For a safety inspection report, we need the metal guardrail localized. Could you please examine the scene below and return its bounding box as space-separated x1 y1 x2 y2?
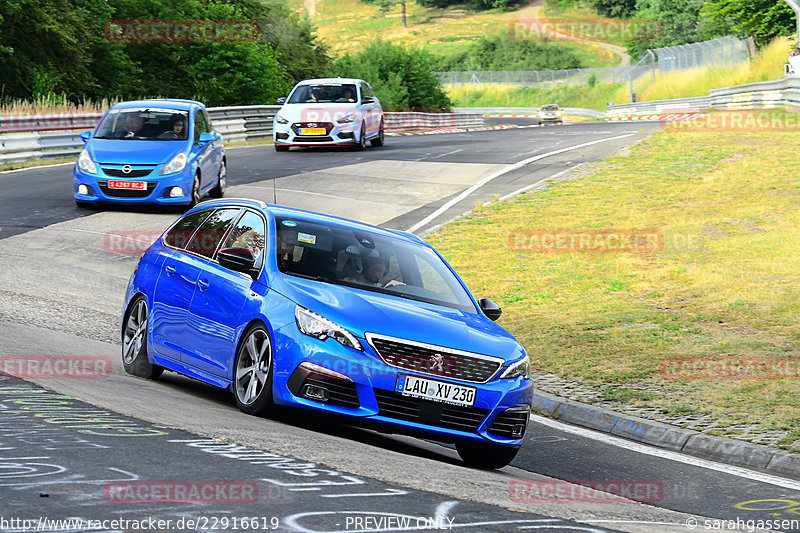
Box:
607 76 800 117
454 106 606 119
0 106 486 165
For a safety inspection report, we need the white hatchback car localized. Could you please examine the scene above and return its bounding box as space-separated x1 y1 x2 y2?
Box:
273 78 384 151
538 104 563 125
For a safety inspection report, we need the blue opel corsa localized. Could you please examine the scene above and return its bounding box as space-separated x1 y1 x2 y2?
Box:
73 99 226 208
121 199 532 468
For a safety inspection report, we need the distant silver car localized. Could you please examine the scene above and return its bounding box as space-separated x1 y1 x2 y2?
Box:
538 104 563 125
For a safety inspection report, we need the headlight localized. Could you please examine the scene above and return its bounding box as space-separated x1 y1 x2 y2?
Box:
295 306 362 351
500 355 531 380
77 149 97 174
275 114 289 124
337 113 356 124
160 153 187 175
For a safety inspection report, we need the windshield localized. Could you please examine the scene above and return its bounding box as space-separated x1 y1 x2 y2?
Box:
94 108 190 140
541 105 559 111
287 84 358 104
275 217 476 313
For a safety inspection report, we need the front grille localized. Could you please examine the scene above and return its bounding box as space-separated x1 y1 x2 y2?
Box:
368 335 503 383
102 167 153 178
294 135 333 143
97 181 156 198
488 409 529 439
374 388 489 433
292 122 333 135
303 377 360 409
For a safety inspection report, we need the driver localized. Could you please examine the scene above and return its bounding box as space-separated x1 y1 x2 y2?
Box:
120 114 144 138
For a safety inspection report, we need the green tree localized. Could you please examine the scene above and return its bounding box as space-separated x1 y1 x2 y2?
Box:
700 0 795 46
435 33 584 71
332 40 450 109
587 0 637 18
0 0 97 99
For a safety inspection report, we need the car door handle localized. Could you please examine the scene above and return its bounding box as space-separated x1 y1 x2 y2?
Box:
165 265 177 276
197 278 210 291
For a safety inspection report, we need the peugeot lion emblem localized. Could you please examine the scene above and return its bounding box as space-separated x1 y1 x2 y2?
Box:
430 353 445 372
122 165 132 174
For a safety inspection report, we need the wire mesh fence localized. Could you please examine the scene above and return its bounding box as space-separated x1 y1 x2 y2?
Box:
436 37 751 89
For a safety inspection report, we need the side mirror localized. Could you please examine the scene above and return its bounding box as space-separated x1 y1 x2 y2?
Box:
80 131 91 143
478 298 502 321
218 247 259 278
362 96 374 104
276 97 287 105
198 132 214 144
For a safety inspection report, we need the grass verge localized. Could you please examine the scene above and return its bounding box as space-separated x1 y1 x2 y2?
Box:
426 112 800 450
447 37 792 110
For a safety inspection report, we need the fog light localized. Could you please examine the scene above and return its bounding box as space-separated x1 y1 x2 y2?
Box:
302 384 329 402
77 184 89 195
169 187 184 198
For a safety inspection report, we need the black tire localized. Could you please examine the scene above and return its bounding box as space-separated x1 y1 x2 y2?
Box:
121 296 163 379
354 126 367 151
275 144 289 152
455 440 519 470
209 159 226 198
370 120 384 147
188 173 201 207
233 324 274 416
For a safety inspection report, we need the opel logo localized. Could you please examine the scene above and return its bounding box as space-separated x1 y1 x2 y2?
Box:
429 354 445 373
122 165 132 174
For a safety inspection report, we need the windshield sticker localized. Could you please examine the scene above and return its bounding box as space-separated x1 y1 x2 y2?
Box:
297 232 316 245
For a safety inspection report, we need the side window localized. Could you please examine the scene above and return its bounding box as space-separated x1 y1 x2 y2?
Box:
163 209 212 250
365 84 375 98
222 211 266 263
193 110 208 144
360 83 370 101
202 109 212 132
185 208 241 259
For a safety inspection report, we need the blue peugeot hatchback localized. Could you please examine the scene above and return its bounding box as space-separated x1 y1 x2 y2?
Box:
121 199 532 468
74 99 226 208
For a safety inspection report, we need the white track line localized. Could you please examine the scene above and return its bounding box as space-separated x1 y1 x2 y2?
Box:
407 133 635 233
532 413 800 491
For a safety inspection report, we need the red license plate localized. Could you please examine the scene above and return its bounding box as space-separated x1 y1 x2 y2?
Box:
108 181 146 190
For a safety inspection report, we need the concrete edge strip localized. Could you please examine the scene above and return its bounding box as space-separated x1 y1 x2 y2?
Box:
531 390 800 481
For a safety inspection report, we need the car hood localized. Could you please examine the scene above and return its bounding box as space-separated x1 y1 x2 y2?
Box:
86 139 187 165
276 103 359 124
272 275 524 363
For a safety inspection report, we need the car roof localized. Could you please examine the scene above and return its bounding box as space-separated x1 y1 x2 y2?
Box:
540 104 560 108
112 99 203 111
295 78 367 85
194 198 425 245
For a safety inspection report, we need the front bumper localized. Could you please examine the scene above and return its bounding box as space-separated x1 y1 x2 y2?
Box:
271 322 533 446
73 165 195 205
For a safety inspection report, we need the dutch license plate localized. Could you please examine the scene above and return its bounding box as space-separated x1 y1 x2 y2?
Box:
396 374 476 407
108 181 146 190
300 128 326 135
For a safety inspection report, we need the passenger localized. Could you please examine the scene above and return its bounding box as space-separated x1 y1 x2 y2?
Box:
161 115 186 139
342 87 355 102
